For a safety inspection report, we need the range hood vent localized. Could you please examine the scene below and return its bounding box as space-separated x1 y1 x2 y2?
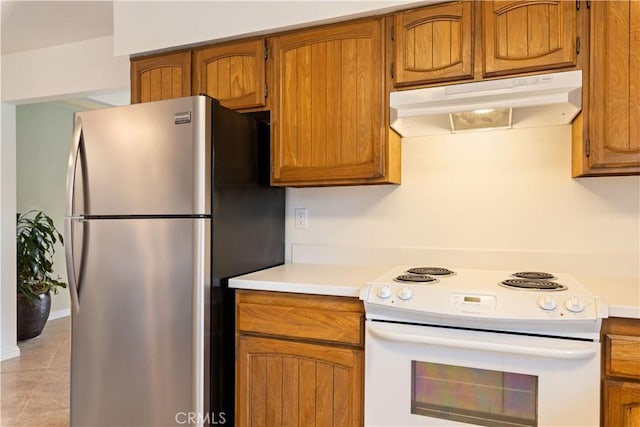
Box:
390 70 582 137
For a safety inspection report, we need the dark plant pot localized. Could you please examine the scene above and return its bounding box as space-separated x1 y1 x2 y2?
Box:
17 291 51 341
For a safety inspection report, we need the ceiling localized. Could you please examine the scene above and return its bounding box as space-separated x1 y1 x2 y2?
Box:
1 1 113 55
1 1 129 106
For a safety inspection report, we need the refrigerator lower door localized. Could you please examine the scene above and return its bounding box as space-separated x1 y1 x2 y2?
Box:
68 218 210 426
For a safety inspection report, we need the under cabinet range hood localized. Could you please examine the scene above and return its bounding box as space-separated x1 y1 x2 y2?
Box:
390 70 582 137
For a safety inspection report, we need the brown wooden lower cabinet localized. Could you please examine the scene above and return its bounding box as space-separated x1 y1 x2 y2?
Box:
603 380 640 426
235 290 364 426
602 317 640 426
236 335 363 426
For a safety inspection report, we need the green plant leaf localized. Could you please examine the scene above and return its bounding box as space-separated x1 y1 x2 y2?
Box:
16 210 67 305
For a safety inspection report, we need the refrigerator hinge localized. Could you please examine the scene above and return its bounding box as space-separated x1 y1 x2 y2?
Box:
585 139 591 157
576 37 581 54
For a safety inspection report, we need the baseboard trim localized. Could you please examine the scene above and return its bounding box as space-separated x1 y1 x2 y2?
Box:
48 308 71 321
1 345 21 361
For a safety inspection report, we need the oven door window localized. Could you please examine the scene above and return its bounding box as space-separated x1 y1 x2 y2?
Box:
411 361 538 427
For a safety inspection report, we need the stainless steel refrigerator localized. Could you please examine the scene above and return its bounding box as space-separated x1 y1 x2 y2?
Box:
64 95 284 426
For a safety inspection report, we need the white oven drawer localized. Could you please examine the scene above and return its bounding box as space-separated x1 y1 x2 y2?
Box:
365 321 600 427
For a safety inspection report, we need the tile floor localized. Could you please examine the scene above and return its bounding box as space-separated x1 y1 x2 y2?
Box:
0 317 70 427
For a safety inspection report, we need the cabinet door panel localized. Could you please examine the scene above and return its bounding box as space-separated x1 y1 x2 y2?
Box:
631 0 640 149
192 39 266 110
271 19 387 185
606 334 640 378
604 380 640 427
394 1 473 86
585 0 640 173
236 290 364 346
236 335 363 426
130 52 191 104
483 1 576 76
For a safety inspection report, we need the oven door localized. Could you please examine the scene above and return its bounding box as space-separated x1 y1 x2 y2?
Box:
365 320 600 427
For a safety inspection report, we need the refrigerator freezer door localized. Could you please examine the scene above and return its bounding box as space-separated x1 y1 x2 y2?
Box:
68 218 210 426
67 96 211 217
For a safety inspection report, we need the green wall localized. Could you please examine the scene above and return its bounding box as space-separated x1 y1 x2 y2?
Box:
16 102 83 316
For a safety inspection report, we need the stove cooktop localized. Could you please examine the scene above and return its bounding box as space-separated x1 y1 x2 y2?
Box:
360 266 609 339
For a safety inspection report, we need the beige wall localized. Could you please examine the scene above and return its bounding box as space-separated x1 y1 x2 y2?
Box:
286 125 640 280
1 36 129 103
113 1 429 56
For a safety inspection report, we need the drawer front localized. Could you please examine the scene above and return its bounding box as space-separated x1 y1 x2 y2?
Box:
606 334 640 379
236 290 364 347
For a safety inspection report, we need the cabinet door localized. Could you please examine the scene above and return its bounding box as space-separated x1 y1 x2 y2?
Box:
604 380 640 427
192 39 266 110
482 1 577 76
582 0 640 175
130 51 191 104
393 1 474 87
236 335 363 426
271 19 389 186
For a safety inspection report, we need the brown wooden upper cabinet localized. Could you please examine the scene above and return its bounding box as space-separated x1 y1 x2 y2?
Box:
482 1 578 77
390 1 579 88
270 18 400 186
392 1 474 87
130 51 191 104
192 39 267 110
572 0 640 176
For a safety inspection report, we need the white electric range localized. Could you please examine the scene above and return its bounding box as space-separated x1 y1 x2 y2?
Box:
360 266 608 427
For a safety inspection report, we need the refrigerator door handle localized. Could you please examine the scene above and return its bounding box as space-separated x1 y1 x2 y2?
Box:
64 219 80 315
65 116 83 314
66 115 82 217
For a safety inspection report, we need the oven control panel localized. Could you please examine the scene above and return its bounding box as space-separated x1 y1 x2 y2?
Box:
450 293 497 310
361 283 601 322
361 267 606 337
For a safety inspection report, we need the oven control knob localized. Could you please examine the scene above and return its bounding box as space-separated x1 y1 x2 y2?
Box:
537 296 557 311
377 285 392 299
564 296 585 313
398 286 413 301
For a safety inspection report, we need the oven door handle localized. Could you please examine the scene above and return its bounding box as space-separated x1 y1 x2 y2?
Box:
368 325 598 360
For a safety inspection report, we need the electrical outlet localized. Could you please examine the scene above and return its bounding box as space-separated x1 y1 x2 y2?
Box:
294 208 308 229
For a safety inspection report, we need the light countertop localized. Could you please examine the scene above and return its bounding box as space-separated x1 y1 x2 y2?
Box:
576 275 640 319
229 263 391 298
229 263 640 319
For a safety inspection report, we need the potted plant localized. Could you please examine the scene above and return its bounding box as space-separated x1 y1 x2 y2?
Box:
16 210 67 341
